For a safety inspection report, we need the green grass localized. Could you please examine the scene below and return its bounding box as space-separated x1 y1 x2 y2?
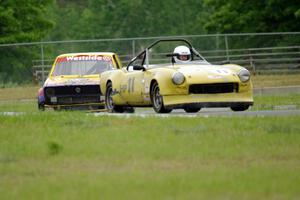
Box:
0 101 37 112
252 74 300 87
0 92 299 114
0 112 300 199
252 93 300 110
0 85 39 101
0 83 300 199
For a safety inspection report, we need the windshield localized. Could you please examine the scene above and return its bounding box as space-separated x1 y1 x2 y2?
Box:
144 49 209 66
128 41 210 68
52 55 114 76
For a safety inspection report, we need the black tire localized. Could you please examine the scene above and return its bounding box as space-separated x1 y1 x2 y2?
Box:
97 105 105 110
53 107 59 111
105 82 124 113
150 82 172 113
124 107 135 113
184 107 201 113
38 103 45 111
231 105 250 111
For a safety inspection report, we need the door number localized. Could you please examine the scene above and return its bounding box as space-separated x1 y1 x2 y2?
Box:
128 78 135 93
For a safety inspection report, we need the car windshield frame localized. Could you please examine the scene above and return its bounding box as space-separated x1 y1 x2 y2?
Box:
126 39 209 70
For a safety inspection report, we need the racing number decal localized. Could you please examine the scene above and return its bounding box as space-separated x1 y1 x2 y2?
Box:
128 78 135 93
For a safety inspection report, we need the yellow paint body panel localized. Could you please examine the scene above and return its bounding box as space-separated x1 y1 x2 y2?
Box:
163 90 253 106
100 63 253 109
40 52 122 109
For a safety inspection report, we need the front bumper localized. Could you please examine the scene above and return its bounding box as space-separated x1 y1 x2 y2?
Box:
163 92 253 108
43 94 105 110
44 101 105 110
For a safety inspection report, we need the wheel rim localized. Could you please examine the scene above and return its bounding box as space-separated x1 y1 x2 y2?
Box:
153 85 162 110
106 87 114 110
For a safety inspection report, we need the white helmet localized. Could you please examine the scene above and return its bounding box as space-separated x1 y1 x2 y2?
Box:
173 45 191 63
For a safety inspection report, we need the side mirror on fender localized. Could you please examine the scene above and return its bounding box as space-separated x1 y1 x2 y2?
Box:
133 65 146 71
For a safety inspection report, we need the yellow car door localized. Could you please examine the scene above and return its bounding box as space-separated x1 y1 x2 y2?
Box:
119 70 144 103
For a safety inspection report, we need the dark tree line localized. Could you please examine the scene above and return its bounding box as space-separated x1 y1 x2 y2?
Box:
1 0 299 43
0 0 299 83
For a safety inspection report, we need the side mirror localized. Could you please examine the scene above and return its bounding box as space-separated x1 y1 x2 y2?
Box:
133 65 146 71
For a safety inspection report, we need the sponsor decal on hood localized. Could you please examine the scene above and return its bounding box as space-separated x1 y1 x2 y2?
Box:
177 65 233 76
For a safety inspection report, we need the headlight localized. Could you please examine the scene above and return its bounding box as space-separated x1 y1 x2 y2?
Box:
172 72 185 85
45 88 55 97
238 69 250 82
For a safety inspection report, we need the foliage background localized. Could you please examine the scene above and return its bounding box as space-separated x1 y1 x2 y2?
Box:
0 0 300 83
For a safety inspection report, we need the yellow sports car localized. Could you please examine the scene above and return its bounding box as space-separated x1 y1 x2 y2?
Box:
38 52 122 110
100 39 253 113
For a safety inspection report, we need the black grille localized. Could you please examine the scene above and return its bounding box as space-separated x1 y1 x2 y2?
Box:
189 83 238 94
44 85 101 105
45 85 100 96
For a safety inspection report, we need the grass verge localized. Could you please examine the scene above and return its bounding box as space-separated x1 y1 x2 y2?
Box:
0 85 39 101
0 92 299 113
0 112 300 200
251 74 300 88
252 93 300 110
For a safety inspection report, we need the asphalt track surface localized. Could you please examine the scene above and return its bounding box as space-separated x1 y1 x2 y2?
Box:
0 108 299 117
92 108 300 117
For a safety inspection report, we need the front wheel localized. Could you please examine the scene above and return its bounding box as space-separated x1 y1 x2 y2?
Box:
231 105 250 111
151 82 172 113
38 103 45 111
105 82 124 113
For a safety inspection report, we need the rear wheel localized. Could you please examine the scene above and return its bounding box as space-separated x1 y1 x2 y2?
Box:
151 82 172 113
105 82 124 113
231 105 250 111
184 107 201 113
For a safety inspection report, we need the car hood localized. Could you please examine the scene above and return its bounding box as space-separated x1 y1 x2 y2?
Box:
43 75 100 87
174 64 241 84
